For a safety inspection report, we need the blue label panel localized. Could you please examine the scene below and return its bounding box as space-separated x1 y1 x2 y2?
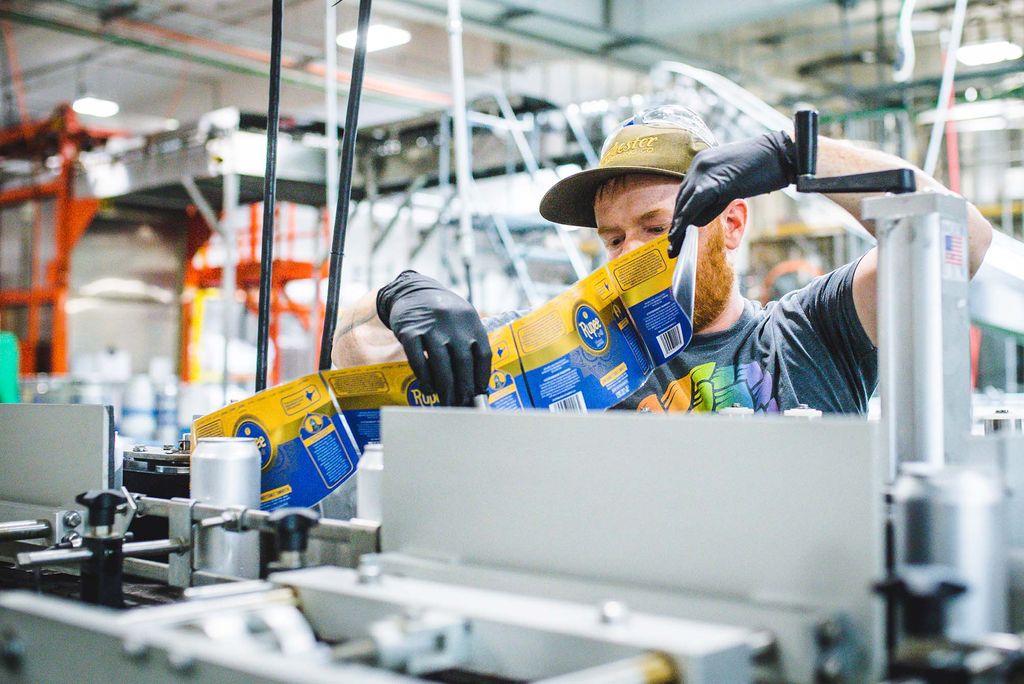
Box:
256 412 360 511
342 409 381 451
521 320 652 411
627 290 693 367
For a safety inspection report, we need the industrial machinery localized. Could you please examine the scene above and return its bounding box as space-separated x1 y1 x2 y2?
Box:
2 96 1024 684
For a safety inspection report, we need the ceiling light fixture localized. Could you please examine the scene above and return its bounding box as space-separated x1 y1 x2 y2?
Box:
957 39 1023 67
72 96 120 118
337 24 410 53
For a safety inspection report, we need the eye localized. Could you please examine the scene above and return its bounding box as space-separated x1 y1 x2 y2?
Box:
647 225 668 234
604 235 624 248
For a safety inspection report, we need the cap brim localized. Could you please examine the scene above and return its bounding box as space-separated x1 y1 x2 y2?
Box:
539 166 685 228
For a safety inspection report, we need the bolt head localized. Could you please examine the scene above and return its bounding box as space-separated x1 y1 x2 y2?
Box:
122 639 149 661
1 631 24 672
598 600 629 625
817 654 843 681
815 618 843 647
63 511 82 529
357 561 382 584
167 650 195 673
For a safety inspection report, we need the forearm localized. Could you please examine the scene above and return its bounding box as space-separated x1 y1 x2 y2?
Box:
814 136 992 276
330 289 405 368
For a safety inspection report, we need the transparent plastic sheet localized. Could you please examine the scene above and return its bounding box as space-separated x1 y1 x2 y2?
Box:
671 224 699 325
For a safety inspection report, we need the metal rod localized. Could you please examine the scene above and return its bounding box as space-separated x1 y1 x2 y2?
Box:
318 0 340 365
122 538 188 558
318 0 374 370
16 547 93 569
133 497 359 543
255 0 284 392
533 653 679 684
0 520 50 542
448 0 476 303
922 0 967 176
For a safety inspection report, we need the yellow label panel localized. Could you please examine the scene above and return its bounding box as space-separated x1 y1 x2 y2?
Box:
260 484 292 503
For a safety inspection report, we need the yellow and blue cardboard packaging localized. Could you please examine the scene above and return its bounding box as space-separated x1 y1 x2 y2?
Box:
192 234 692 508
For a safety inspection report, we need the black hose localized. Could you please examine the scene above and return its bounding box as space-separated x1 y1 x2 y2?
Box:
318 0 373 371
255 0 284 392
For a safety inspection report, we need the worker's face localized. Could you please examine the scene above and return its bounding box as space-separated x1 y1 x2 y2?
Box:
594 175 746 332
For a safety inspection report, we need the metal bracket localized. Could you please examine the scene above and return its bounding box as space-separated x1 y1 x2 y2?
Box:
347 518 381 567
167 497 197 588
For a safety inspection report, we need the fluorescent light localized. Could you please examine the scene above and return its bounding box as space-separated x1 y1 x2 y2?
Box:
336 24 410 52
957 39 1023 67
72 96 120 118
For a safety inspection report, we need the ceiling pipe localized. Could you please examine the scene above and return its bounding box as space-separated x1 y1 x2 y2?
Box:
2 9 449 108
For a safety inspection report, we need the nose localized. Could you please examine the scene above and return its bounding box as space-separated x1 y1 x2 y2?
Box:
620 235 648 255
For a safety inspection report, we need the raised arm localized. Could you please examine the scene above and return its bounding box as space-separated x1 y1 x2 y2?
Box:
814 137 993 344
330 288 405 369
666 129 994 345
329 271 492 406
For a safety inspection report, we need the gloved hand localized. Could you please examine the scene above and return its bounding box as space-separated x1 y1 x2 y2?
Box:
377 271 491 407
667 130 798 258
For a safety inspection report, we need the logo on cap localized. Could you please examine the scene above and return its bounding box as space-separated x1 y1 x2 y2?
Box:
601 135 659 164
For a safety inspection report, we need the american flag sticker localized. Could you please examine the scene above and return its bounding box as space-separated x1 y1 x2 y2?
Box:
944 234 964 267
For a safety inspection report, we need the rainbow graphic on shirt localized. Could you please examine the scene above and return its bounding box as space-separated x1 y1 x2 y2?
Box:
633 361 779 414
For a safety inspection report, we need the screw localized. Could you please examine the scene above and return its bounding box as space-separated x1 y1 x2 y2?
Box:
816 654 843 682
598 600 629 625
62 511 82 529
122 639 149 661
167 650 195 673
1 631 23 672
815 618 843 648
357 561 382 585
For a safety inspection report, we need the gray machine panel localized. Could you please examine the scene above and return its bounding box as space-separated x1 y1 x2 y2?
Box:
382 409 884 671
0 404 114 508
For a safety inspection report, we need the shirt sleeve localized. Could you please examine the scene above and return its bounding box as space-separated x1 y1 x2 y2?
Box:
776 257 877 407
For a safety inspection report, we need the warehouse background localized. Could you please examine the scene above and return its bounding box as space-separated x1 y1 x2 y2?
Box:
0 0 1022 438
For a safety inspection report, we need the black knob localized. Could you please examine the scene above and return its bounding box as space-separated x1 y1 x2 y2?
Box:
267 508 320 553
874 570 966 639
75 489 127 529
794 109 818 177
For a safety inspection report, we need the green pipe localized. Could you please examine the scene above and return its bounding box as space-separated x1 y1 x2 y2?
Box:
0 9 426 110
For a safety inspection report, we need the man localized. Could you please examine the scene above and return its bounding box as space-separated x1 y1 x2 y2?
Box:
332 105 992 413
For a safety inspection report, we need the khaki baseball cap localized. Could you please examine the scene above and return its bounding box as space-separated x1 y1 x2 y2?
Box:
539 105 718 228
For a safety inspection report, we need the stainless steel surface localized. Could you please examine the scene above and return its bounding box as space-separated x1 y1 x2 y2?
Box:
374 552 841 684
891 464 1008 639
864 192 972 477
280 566 753 683
191 437 261 579
0 520 51 542
0 591 419 683
381 408 885 680
0 404 115 507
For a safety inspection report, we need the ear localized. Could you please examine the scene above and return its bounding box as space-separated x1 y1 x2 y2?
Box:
721 199 748 251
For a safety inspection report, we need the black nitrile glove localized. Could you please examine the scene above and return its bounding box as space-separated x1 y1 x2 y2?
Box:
667 130 798 258
377 271 491 407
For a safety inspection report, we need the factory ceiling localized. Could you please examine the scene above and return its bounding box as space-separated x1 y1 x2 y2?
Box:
0 0 1022 132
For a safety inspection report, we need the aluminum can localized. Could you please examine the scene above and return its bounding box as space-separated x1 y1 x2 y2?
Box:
892 464 1008 639
191 437 261 578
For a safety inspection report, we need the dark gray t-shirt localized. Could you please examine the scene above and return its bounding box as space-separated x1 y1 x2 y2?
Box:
485 258 877 415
